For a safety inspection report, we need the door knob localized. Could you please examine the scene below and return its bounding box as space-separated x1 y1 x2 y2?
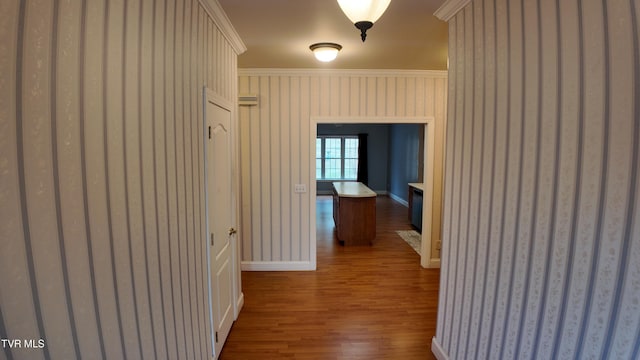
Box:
228 227 237 235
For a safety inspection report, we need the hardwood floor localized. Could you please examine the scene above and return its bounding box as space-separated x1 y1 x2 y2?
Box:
219 195 440 359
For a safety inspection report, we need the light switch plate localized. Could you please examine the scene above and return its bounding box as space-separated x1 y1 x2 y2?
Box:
294 184 306 193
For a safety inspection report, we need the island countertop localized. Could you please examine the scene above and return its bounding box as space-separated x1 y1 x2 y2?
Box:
332 182 377 198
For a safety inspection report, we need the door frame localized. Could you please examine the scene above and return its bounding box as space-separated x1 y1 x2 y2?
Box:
310 116 438 268
203 87 244 357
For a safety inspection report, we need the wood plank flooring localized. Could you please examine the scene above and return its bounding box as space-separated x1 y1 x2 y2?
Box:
219 195 440 359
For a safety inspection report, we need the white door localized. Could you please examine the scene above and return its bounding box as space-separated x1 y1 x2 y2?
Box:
206 98 235 358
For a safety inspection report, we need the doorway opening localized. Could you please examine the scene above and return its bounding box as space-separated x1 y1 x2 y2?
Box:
309 117 437 269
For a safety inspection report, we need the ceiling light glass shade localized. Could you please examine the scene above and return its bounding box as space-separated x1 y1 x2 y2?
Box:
337 0 391 24
310 43 342 62
337 0 391 41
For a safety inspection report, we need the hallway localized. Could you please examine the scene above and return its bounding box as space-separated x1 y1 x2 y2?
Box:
220 195 440 359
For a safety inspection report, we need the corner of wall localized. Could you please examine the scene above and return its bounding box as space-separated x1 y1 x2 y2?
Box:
431 337 450 360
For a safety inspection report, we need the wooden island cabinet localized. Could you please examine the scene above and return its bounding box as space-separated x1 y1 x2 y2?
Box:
332 182 377 245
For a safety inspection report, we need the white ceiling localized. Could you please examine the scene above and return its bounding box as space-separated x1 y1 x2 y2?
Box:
218 0 449 70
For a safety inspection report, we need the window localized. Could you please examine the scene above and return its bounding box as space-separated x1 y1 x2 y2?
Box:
316 136 359 180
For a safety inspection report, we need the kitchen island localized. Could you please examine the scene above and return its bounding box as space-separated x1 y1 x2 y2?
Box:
332 182 377 246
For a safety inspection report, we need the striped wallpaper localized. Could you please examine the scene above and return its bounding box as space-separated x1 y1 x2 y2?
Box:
434 0 639 359
0 0 242 359
237 69 447 269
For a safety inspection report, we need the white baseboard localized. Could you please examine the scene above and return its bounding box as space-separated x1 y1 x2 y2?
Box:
233 292 244 321
241 261 316 271
234 292 244 320
389 192 408 207
431 337 449 360
429 258 441 268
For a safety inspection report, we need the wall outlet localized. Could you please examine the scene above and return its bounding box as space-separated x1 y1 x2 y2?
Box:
294 184 307 193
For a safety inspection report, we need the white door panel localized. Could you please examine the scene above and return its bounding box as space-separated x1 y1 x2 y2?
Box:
206 95 235 359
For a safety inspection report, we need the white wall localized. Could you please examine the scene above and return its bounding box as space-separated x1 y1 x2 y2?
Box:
0 0 243 359
238 69 447 269
434 0 640 359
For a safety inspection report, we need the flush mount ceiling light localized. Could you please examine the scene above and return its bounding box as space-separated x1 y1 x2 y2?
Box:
337 0 391 42
310 42 342 62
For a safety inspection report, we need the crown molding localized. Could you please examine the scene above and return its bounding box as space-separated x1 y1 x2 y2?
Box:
199 0 247 55
434 0 473 21
238 68 448 78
